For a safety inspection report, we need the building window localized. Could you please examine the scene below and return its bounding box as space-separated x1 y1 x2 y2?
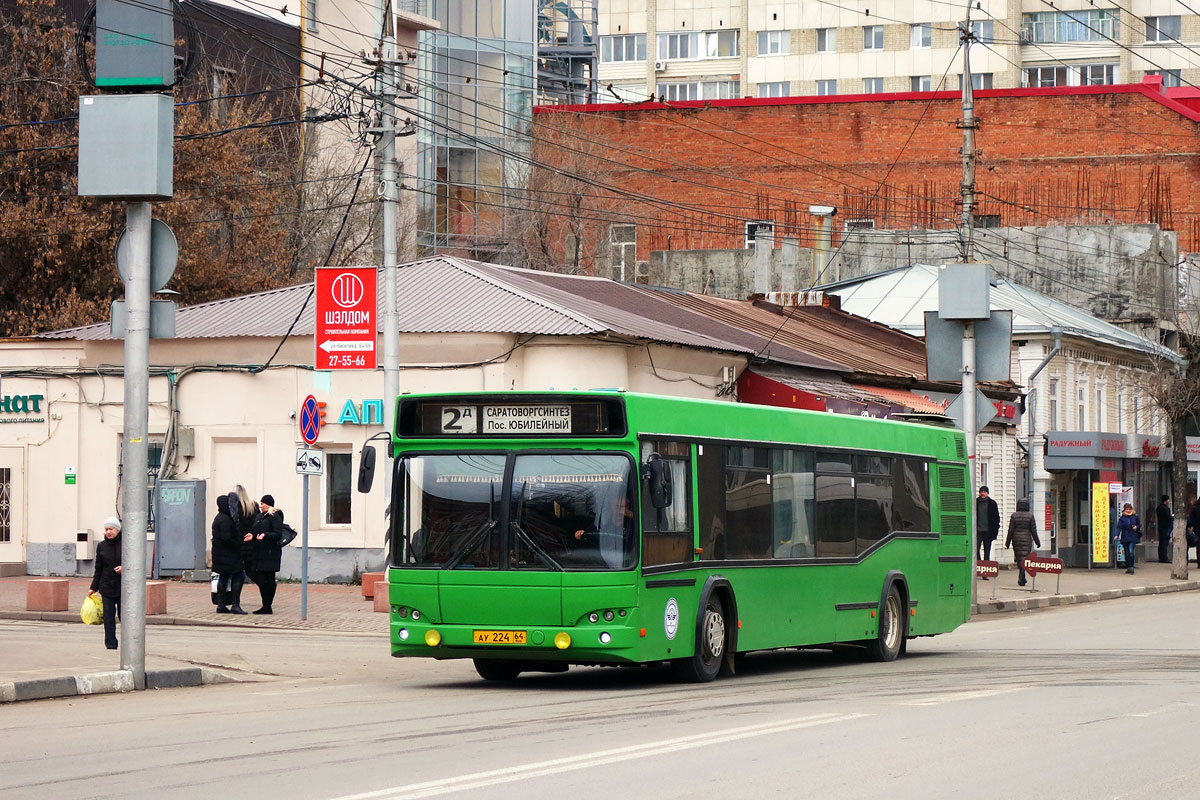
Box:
1022 10 1119 44
1078 63 1117 85
757 30 790 55
1146 69 1182 87
1117 388 1127 433
1048 377 1059 429
325 452 352 525
758 81 790 97
864 25 884 50
661 81 739 101
816 79 837 96
601 34 647 63
845 218 875 230
817 27 837 52
1146 16 1180 42
1096 380 1106 431
1077 379 1087 430
911 75 931 91
609 224 636 281
702 79 741 99
970 20 995 43
605 84 647 102
979 460 989 490
745 220 774 248
960 73 994 90
305 0 317 32
977 213 1001 228
911 23 931 49
657 30 740 61
863 77 884 94
1024 66 1068 87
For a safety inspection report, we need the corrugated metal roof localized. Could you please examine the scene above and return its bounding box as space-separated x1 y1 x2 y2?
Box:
825 263 1183 363
846 383 948 414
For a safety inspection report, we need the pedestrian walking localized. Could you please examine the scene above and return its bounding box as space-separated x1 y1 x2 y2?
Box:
1005 498 1041 587
211 493 248 614
88 517 123 650
1116 503 1142 575
976 485 1001 577
1156 495 1173 563
249 494 284 615
1188 498 1200 568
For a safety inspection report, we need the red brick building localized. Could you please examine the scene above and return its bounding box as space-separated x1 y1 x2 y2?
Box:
527 77 1200 269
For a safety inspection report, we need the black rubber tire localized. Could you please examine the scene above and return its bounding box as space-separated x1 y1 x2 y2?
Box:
673 594 727 683
473 659 522 682
866 584 905 663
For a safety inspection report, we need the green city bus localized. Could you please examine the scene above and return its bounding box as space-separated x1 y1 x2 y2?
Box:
360 391 973 682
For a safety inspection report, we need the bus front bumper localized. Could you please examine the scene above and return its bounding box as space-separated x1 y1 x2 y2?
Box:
390 619 644 663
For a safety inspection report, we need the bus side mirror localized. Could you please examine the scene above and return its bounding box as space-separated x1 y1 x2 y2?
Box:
357 445 376 493
641 455 672 509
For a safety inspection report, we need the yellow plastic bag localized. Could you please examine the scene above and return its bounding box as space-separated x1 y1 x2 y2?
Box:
80 593 104 625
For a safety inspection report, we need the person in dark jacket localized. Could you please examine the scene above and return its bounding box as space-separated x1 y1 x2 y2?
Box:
1155 496 1173 563
249 494 284 615
88 517 123 650
229 485 258 573
976 486 1001 574
1005 498 1041 587
211 494 248 614
1116 503 1142 574
1188 499 1200 568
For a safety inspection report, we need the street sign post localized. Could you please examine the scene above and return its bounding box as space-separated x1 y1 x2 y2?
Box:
294 445 324 620
315 267 377 370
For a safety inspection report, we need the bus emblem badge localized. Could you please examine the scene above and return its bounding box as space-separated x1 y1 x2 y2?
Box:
664 598 679 640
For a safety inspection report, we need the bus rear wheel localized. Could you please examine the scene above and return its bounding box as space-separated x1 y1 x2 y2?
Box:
474 659 522 682
865 585 905 663
673 595 726 683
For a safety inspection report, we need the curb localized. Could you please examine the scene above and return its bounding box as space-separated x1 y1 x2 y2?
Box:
0 666 235 704
973 579 1200 615
0 610 296 630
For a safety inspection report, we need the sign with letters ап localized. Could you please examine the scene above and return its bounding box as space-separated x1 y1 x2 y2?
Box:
975 560 999 579
315 267 377 370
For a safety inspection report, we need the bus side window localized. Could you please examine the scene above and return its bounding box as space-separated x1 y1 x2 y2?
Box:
641 440 692 566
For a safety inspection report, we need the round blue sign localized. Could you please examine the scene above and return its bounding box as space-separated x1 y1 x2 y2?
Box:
300 395 320 445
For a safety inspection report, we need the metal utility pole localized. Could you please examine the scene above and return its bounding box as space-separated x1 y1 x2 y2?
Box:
121 201 151 688
959 4 978 264
378 2 400 501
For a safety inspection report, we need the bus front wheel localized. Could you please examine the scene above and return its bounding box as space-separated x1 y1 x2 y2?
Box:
865 584 906 663
673 594 727 683
473 659 522 682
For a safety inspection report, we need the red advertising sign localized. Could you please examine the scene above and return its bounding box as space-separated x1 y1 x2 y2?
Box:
315 267 377 370
1023 555 1063 575
975 560 999 579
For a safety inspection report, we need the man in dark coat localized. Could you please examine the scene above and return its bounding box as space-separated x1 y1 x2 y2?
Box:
976 486 1001 573
1189 499 1200 568
211 494 247 614
1156 495 1173 563
1005 498 1041 587
89 517 123 650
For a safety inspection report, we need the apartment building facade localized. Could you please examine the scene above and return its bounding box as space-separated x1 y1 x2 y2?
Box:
597 1 1200 101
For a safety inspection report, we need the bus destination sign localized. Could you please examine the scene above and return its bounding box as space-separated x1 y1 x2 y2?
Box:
440 404 573 434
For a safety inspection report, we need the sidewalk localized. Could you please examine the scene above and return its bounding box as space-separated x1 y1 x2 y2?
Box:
2 561 1198 702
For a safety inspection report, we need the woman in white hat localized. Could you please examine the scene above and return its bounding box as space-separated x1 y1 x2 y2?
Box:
87 517 123 650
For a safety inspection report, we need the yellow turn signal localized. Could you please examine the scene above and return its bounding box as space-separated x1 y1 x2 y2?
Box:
553 632 572 650
425 629 441 647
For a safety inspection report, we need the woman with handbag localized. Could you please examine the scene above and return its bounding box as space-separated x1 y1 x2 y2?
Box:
249 494 284 615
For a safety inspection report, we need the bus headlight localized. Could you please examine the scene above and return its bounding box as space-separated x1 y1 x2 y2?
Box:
411 609 421 620
398 628 409 640
599 632 612 644
588 612 599 623
425 629 441 647
602 610 615 622
554 632 572 649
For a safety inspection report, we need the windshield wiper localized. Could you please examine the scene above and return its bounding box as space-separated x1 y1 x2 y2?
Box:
443 484 498 569
511 521 564 572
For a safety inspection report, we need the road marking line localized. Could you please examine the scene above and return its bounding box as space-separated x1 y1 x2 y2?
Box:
327 712 869 800
902 687 1025 706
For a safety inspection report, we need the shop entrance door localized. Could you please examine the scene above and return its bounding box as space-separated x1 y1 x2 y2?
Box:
0 448 25 567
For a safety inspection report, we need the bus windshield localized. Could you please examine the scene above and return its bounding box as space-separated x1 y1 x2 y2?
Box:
397 452 638 571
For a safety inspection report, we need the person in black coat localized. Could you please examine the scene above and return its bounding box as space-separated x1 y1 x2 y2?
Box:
88 517 123 650
1005 498 1041 587
211 494 248 614
249 494 284 615
1156 496 1173 563
976 486 1001 571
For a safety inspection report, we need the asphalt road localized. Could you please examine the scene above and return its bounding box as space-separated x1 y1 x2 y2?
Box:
3 593 1198 800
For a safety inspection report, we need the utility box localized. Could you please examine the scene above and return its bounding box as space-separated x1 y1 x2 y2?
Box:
938 262 991 321
76 530 94 561
94 0 175 88
77 94 174 198
155 480 207 577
